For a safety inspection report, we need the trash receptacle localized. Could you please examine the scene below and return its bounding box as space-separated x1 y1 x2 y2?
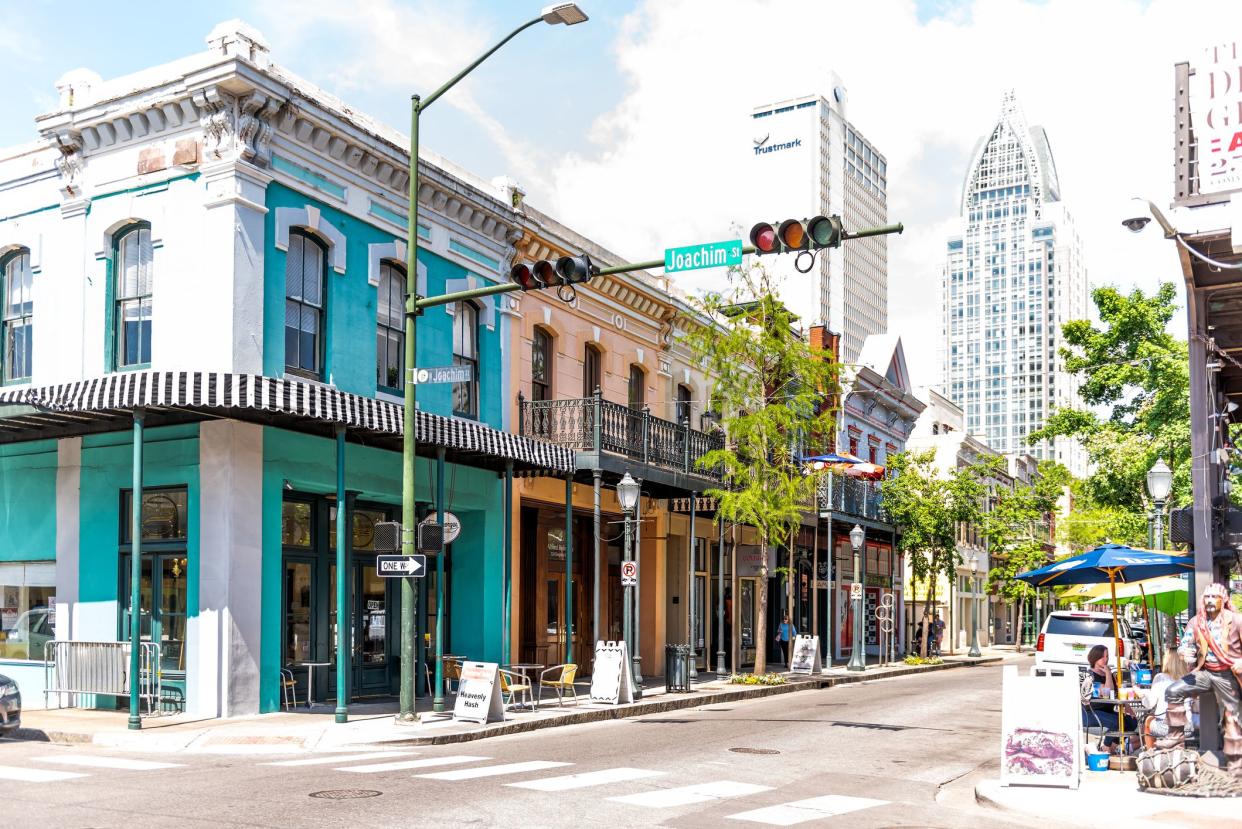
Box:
665 644 692 693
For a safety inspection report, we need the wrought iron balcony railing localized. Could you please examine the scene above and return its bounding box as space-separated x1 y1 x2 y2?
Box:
518 390 724 477
817 472 888 523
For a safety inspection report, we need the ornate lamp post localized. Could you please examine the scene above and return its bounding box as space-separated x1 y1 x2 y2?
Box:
617 472 642 699
1146 459 1172 551
968 552 981 658
847 524 866 671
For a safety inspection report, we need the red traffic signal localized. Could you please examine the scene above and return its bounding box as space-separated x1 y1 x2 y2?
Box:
510 263 540 291
750 222 779 255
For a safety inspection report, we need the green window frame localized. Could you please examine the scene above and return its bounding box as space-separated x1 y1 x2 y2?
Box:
118 486 190 677
111 223 153 370
452 300 479 419
285 230 327 380
376 261 405 393
1 248 33 383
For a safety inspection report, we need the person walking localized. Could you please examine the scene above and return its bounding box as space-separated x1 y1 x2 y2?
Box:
931 614 946 657
774 613 797 668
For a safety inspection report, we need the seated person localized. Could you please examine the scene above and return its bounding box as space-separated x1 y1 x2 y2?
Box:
1142 649 1189 749
1081 645 1123 752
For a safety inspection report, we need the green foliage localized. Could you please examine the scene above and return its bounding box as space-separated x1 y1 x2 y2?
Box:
1029 284 1190 515
902 654 943 666
984 459 1063 602
682 263 838 673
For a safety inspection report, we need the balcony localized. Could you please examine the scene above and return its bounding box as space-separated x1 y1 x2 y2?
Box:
518 393 724 482
817 473 888 523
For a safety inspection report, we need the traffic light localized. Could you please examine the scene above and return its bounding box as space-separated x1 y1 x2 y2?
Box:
509 254 598 291
748 215 843 255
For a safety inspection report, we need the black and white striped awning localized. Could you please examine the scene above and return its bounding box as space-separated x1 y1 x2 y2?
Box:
0 371 575 474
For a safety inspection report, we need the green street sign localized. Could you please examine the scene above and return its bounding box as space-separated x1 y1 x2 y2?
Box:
664 240 743 274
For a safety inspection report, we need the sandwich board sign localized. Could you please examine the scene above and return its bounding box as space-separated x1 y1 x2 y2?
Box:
588 640 635 705
452 661 505 724
789 634 822 675
999 665 1081 789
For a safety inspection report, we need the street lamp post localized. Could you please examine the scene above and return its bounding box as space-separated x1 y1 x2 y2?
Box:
847 524 866 671
1147 459 1172 552
617 472 641 699
968 553 981 658
398 3 588 723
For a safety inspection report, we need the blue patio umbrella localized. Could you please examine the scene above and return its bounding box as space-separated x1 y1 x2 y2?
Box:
1017 544 1194 688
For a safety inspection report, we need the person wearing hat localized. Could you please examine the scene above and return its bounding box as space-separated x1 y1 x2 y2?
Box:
1166 582 1242 777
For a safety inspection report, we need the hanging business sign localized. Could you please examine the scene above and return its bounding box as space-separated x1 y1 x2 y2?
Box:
1190 42 1242 194
452 661 505 724
588 640 635 705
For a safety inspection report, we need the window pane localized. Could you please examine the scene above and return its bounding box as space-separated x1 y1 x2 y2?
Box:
302 238 322 307
122 489 189 542
285 234 304 301
5 318 31 380
284 560 313 665
281 501 312 548
0 561 56 661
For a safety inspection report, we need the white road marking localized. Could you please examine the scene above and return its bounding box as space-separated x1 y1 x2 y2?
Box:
726 795 887 825
35 755 183 771
508 767 663 791
0 765 89 783
610 781 772 808
339 755 488 773
263 752 417 767
416 760 571 781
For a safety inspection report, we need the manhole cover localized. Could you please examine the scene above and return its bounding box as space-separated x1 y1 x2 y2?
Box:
729 747 780 755
308 789 382 800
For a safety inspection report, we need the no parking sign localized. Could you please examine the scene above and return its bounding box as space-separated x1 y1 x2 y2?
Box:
621 560 639 586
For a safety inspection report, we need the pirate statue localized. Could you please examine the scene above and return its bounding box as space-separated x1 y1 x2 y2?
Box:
1166 582 1242 776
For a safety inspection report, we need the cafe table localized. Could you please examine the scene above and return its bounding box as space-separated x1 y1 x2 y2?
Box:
1093 696 1146 755
504 663 545 710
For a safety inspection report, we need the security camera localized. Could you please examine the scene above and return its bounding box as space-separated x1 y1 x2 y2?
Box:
1121 214 1151 233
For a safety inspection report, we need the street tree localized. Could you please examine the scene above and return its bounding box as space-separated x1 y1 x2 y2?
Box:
683 263 838 673
984 459 1066 607
882 449 988 657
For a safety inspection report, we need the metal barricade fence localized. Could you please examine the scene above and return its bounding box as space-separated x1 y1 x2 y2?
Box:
43 640 162 715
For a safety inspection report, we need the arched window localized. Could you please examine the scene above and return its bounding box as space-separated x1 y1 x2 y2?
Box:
1 248 32 381
115 225 153 368
583 343 601 397
376 261 405 391
452 301 479 418
285 230 326 379
531 326 553 402
676 383 692 425
628 363 645 409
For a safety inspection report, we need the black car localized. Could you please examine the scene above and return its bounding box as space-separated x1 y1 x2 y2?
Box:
0 673 20 734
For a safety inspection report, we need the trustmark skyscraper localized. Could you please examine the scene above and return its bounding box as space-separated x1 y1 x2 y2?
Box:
748 79 888 362
942 93 1088 475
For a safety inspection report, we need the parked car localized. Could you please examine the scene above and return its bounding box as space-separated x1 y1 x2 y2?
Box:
1035 610 1137 672
0 606 54 661
0 673 20 734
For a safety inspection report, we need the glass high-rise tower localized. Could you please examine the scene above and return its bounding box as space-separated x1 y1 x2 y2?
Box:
941 93 1088 475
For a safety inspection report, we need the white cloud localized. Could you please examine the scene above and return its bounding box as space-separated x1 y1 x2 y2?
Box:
536 0 1242 390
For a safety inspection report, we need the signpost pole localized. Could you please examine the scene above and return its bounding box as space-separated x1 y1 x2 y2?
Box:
335 427 349 724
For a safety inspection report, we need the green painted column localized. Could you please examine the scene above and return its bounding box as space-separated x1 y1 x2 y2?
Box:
565 474 573 664
334 427 349 724
128 409 144 730
399 93 421 724
433 447 447 712
503 461 513 665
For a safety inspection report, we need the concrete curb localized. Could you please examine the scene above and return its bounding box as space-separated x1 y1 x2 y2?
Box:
10 655 1003 749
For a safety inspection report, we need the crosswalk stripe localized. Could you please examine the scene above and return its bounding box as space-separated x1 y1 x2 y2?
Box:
35 755 183 771
507 767 663 791
416 760 571 781
263 752 417 767
726 795 887 825
339 756 488 773
0 765 88 783
610 781 772 808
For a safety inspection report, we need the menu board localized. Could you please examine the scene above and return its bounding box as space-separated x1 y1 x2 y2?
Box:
789 635 821 675
589 640 634 704
999 665 1081 789
453 661 504 724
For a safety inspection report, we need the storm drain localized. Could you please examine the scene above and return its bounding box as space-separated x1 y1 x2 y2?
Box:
309 789 382 800
729 747 780 755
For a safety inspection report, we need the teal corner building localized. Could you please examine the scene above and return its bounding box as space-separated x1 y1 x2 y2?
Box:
0 23 570 719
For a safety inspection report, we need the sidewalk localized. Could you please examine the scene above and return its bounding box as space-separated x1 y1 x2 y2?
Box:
11 652 1008 754
976 771 1242 828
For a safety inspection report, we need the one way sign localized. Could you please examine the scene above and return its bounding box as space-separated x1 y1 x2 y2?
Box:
377 554 427 578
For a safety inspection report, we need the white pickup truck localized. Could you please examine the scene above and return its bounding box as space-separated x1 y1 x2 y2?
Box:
1034 610 1137 673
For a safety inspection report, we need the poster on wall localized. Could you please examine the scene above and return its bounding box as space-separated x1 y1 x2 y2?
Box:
453 661 505 724
589 640 634 705
836 585 852 658
999 665 1081 789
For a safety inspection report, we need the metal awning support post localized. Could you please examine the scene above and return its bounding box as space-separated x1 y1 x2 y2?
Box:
565 474 574 664
593 469 601 655
128 408 144 730
433 447 447 713
633 481 643 686
716 518 726 675
334 426 350 724
688 492 698 679
503 460 513 665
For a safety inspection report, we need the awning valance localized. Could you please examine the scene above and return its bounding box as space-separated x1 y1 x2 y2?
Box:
0 370 574 474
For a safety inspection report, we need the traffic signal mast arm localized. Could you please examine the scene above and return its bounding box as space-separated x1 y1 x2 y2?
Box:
415 220 903 310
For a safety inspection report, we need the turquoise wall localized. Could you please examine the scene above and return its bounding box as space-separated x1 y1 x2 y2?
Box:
0 440 57 561
78 425 200 630
261 183 504 429
259 426 504 712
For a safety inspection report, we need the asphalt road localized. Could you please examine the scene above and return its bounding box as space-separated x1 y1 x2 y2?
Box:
0 658 1073 828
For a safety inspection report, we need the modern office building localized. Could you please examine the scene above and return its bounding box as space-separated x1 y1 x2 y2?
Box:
749 77 889 361
941 93 1088 475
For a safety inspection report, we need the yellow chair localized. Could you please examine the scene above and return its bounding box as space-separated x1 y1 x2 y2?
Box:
538 663 579 708
279 668 299 710
499 669 533 710
443 658 463 695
